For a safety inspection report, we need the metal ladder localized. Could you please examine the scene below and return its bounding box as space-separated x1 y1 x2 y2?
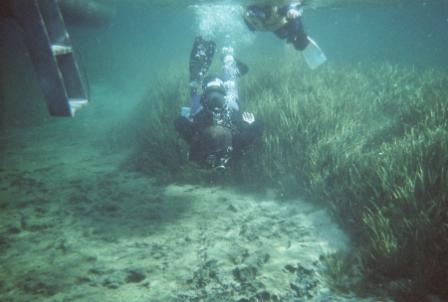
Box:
12 0 88 117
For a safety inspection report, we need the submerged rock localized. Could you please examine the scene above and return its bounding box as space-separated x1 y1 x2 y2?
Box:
125 269 146 283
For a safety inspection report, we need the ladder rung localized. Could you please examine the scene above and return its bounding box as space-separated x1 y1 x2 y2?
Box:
68 98 88 116
51 44 72 56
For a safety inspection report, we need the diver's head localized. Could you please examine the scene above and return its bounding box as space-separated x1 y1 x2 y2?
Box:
202 75 226 111
200 125 233 170
243 5 270 30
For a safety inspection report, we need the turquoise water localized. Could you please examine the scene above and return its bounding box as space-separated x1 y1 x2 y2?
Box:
1 1 448 301
1 2 447 126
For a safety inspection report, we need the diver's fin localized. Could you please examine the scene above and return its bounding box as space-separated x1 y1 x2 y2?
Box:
235 59 249 77
302 36 327 70
189 36 216 83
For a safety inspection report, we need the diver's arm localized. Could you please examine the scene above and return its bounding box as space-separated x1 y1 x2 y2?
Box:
232 111 263 155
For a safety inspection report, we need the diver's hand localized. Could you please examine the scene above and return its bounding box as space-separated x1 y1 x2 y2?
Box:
242 112 255 124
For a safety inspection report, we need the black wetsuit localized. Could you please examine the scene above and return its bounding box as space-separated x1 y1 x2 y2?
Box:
274 5 309 51
175 108 263 167
0 0 12 18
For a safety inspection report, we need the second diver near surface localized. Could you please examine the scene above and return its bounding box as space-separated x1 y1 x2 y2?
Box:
243 1 327 69
174 37 263 170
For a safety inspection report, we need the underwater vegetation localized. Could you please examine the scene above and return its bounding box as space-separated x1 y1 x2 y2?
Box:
125 57 448 300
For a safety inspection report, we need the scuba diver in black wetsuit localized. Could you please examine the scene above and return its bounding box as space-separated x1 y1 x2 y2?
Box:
174 37 263 170
243 1 327 69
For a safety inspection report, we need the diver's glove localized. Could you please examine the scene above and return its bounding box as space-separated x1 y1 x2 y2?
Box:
242 112 255 124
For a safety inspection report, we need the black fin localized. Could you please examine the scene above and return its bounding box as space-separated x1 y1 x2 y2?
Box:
235 59 249 77
189 36 216 83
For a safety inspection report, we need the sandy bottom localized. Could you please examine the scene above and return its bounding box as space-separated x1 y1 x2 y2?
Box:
0 117 374 301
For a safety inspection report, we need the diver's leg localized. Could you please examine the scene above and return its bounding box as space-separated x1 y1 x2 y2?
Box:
274 15 325 70
189 36 216 85
189 36 216 115
286 19 309 50
274 19 309 51
274 26 289 41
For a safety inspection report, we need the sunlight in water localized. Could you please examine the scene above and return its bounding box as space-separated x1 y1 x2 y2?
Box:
191 4 255 45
